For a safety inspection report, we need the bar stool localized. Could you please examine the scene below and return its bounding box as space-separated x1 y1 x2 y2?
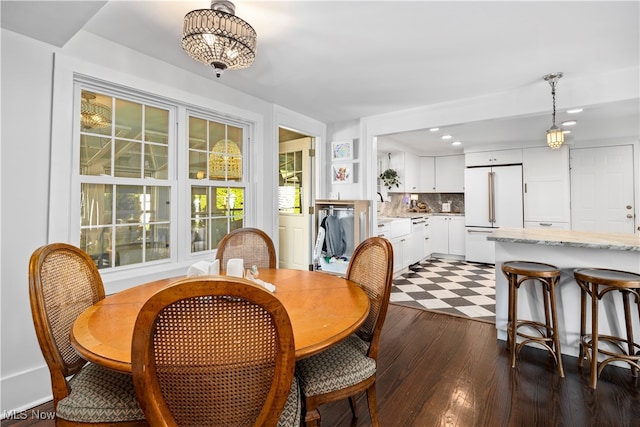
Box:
502 261 564 377
573 268 640 389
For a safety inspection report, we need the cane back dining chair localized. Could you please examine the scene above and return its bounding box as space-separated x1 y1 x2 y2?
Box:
131 276 301 427
295 236 394 427
216 227 277 269
28 243 146 426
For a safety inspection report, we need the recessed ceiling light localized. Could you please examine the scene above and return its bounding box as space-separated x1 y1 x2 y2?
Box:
562 130 572 134
562 120 577 126
451 141 462 146
567 108 583 114
429 127 439 132
441 134 452 140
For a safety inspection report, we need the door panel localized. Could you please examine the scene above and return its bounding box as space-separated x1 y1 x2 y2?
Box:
279 137 312 269
464 167 492 227
570 145 635 233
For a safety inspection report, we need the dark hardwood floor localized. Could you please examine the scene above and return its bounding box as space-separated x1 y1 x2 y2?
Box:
4 304 640 427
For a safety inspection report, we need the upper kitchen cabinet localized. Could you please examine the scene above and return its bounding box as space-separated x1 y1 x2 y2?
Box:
522 145 571 228
435 155 465 192
465 149 523 167
385 151 420 192
419 156 436 192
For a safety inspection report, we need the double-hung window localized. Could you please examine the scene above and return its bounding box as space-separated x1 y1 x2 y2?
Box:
187 113 247 253
75 82 249 271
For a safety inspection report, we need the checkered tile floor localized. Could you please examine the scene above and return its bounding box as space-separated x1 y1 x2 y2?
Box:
390 258 496 323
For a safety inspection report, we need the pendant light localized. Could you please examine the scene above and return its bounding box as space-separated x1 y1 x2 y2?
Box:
544 72 564 149
182 1 257 78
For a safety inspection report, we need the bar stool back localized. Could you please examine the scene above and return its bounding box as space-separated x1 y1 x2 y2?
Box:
573 268 640 389
502 261 564 377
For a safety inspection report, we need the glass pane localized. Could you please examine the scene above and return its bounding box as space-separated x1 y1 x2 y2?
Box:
115 185 144 224
189 116 207 150
115 235 143 267
114 139 142 178
81 226 113 268
81 90 112 136
145 105 169 145
191 219 209 252
144 144 168 179
227 125 243 146
146 223 170 261
209 121 225 148
294 150 302 171
81 184 113 227
115 98 142 140
148 186 171 222
80 135 112 176
189 150 208 179
210 217 228 249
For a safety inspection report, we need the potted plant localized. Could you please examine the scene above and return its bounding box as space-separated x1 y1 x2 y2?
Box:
379 168 401 189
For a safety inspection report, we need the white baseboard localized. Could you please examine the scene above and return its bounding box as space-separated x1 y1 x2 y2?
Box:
1 364 52 419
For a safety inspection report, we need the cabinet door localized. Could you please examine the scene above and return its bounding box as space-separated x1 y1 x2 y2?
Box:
431 216 449 254
411 225 425 264
404 152 420 192
523 145 570 223
390 237 402 273
419 157 436 192
435 155 465 192
423 221 433 258
492 149 523 165
401 235 412 268
448 216 466 256
465 149 522 167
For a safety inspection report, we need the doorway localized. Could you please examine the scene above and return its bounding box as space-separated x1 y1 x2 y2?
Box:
278 128 315 270
570 145 636 233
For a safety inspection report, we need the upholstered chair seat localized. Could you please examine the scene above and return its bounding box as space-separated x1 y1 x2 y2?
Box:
296 335 375 396
57 363 144 423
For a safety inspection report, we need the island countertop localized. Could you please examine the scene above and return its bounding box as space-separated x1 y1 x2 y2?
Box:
487 227 640 252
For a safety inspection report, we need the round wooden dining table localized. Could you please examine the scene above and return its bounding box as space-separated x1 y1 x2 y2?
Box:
71 268 369 373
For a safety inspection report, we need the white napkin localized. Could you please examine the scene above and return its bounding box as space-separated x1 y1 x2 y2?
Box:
252 278 276 292
226 258 244 277
186 259 220 277
187 260 211 277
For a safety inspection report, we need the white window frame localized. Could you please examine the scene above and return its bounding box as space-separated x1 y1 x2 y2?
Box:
49 54 261 293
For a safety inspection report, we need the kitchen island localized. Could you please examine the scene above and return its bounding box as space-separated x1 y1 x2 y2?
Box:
488 227 640 358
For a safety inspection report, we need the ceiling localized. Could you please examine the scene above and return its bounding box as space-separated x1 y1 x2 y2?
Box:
2 1 639 156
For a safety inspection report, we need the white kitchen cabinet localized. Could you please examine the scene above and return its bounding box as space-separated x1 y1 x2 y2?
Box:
524 221 570 230
465 149 523 167
522 145 570 226
432 215 466 256
419 156 436 192
387 152 420 192
410 218 427 264
435 155 465 192
423 219 433 258
387 218 411 273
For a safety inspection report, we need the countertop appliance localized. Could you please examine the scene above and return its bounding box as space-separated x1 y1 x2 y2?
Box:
464 164 523 264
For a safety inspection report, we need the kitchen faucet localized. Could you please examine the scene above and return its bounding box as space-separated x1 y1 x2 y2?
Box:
377 192 384 202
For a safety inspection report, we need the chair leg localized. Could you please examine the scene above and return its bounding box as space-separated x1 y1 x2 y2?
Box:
348 396 357 419
304 408 321 427
366 383 380 427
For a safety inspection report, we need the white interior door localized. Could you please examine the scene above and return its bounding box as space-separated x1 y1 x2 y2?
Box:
570 145 635 233
278 137 312 269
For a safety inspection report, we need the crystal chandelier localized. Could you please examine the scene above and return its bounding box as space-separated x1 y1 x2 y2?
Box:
81 92 111 130
182 1 257 78
544 72 564 150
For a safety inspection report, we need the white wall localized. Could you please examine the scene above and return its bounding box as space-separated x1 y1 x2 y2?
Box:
0 28 318 413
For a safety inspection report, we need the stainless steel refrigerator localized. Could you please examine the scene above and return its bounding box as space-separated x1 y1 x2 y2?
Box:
464 165 523 264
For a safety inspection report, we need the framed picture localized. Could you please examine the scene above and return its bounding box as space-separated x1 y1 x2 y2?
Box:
331 163 353 184
331 140 353 161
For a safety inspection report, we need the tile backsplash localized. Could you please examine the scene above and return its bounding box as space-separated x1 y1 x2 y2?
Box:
379 193 465 216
